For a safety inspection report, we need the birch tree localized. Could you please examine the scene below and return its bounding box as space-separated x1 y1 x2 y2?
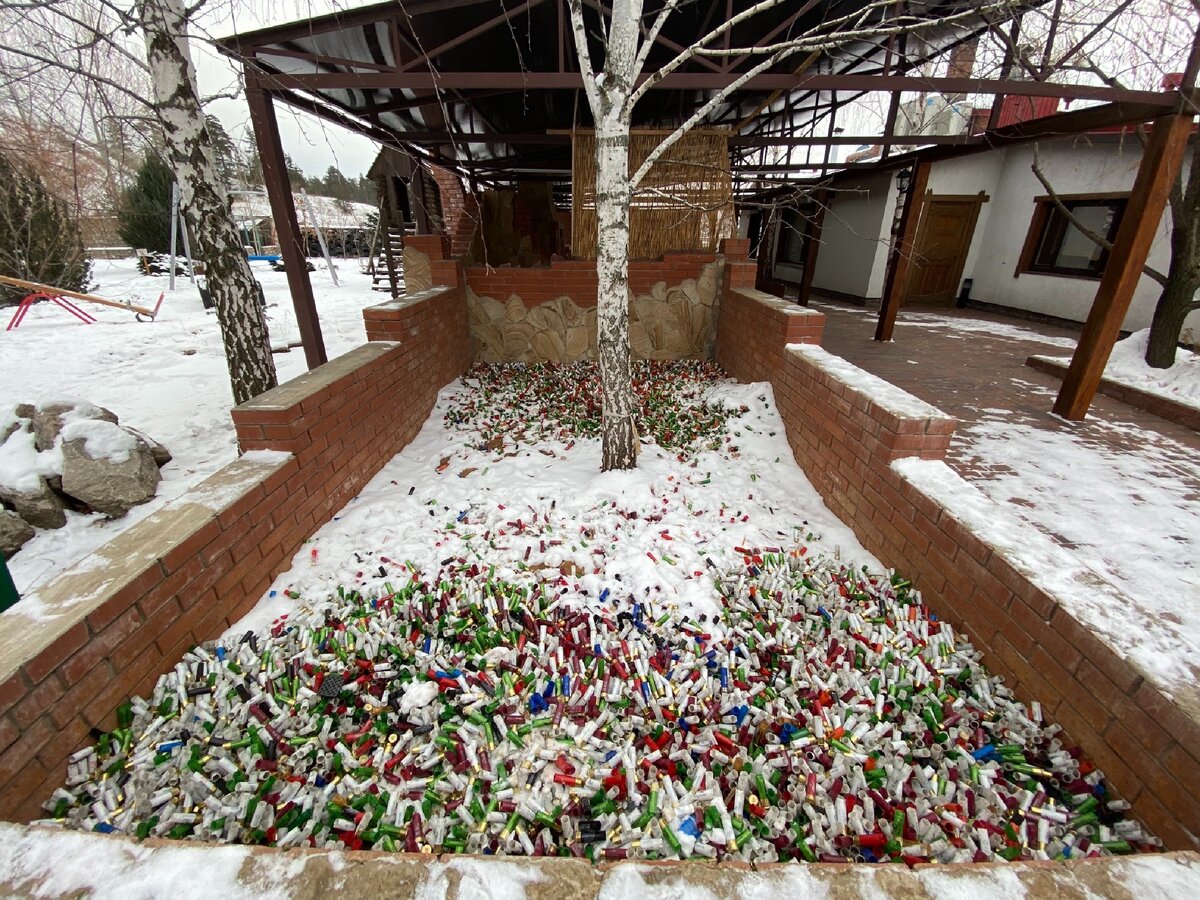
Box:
140 0 276 402
566 0 1031 470
0 0 277 404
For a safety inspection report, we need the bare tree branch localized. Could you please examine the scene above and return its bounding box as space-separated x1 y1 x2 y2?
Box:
566 0 602 114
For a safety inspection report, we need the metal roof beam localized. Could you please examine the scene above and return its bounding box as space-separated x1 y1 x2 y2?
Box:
248 70 1175 105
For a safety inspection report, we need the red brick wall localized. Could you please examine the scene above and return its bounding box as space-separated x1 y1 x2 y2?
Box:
430 166 476 258
0 288 471 824
716 284 827 383
716 293 1200 850
462 252 719 306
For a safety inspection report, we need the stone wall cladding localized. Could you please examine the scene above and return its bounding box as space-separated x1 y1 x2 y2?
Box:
716 288 1200 850
466 259 723 364
0 287 471 824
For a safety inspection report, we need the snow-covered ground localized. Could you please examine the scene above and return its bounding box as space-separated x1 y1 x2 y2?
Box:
956 380 1200 682
1039 329 1200 412
234 371 874 637
812 301 1200 692
0 257 384 593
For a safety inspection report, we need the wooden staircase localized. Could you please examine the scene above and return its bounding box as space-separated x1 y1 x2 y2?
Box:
368 179 417 297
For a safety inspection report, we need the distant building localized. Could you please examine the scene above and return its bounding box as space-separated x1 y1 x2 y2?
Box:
230 192 376 256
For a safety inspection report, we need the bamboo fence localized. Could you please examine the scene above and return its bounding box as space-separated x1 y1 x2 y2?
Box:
571 130 734 260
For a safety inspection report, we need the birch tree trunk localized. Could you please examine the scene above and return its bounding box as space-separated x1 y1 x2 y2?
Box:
579 0 643 470
140 0 277 405
595 115 636 470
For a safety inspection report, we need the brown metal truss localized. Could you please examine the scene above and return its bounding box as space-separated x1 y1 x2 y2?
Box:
222 0 1197 424
217 0 1186 192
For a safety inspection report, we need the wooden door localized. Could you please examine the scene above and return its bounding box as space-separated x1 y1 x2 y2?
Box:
903 192 987 306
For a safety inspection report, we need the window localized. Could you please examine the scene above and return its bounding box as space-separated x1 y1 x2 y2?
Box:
1018 195 1127 279
774 207 811 267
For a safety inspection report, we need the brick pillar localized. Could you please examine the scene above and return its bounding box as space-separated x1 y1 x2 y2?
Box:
405 235 462 288
720 237 751 259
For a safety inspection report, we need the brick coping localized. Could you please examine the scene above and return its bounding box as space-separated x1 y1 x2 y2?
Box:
0 824 1194 895
1025 355 1200 432
0 451 295 688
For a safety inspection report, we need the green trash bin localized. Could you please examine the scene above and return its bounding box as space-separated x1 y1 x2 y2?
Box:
0 554 18 613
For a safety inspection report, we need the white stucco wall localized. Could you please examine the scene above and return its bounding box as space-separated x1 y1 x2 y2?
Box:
805 135 1197 338
961 136 1198 336
810 171 897 299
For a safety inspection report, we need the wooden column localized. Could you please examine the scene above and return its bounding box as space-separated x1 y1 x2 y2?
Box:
875 160 930 342
246 81 327 370
1052 111 1194 419
798 189 828 307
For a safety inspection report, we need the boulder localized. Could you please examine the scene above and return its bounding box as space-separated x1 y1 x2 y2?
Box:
1 416 24 445
0 509 34 559
123 427 172 467
60 421 160 517
0 477 66 529
33 401 118 452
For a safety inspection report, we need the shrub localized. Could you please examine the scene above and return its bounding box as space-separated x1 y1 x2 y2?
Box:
0 152 93 306
117 152 174 254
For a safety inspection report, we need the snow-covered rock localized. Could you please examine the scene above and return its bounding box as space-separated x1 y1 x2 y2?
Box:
0 478 65 530
32 401 118 452
60 422 161 517
0 509 34 559
124 426 173 467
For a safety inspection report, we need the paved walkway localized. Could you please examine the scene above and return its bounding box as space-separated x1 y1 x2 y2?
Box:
812 297 1200 676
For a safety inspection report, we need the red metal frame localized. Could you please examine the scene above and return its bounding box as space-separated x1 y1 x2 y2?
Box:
6 292 98 331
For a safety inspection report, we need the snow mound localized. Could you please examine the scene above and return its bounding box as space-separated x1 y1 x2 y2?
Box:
1104 329 1200 409
60 419 138 464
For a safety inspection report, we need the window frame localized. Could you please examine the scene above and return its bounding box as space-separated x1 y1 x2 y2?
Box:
1015 192 1129 281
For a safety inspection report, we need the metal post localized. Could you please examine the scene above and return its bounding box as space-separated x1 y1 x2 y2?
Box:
168 181 179 292
300 189 339 286
246 80 327 369
178 202 195 284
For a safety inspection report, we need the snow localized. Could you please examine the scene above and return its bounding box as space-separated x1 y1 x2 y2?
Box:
810 302 1079 350
229 378 874 638
597 865 720 900
0 422 47 493
60 419 137 463
788 343 949 422
231 192 376 232
895 454 1199 693
1108 852 1200 899
0 823 277 900
0 257 385 594
1037 328 1200 411
915 866 1027 900
418 857 545 900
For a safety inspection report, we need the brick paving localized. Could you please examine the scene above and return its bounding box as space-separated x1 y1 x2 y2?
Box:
810 296 1200 625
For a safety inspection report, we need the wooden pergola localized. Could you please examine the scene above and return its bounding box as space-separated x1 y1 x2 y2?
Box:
217 0 1198 420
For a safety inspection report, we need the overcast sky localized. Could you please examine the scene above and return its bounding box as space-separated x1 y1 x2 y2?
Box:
192 1 378 179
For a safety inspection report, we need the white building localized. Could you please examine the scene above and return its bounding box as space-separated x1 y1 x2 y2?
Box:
772 131 1198 340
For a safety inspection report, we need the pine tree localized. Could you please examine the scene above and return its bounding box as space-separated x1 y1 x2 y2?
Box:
205 115 243 194
0 151 92 305
116 152 174 253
